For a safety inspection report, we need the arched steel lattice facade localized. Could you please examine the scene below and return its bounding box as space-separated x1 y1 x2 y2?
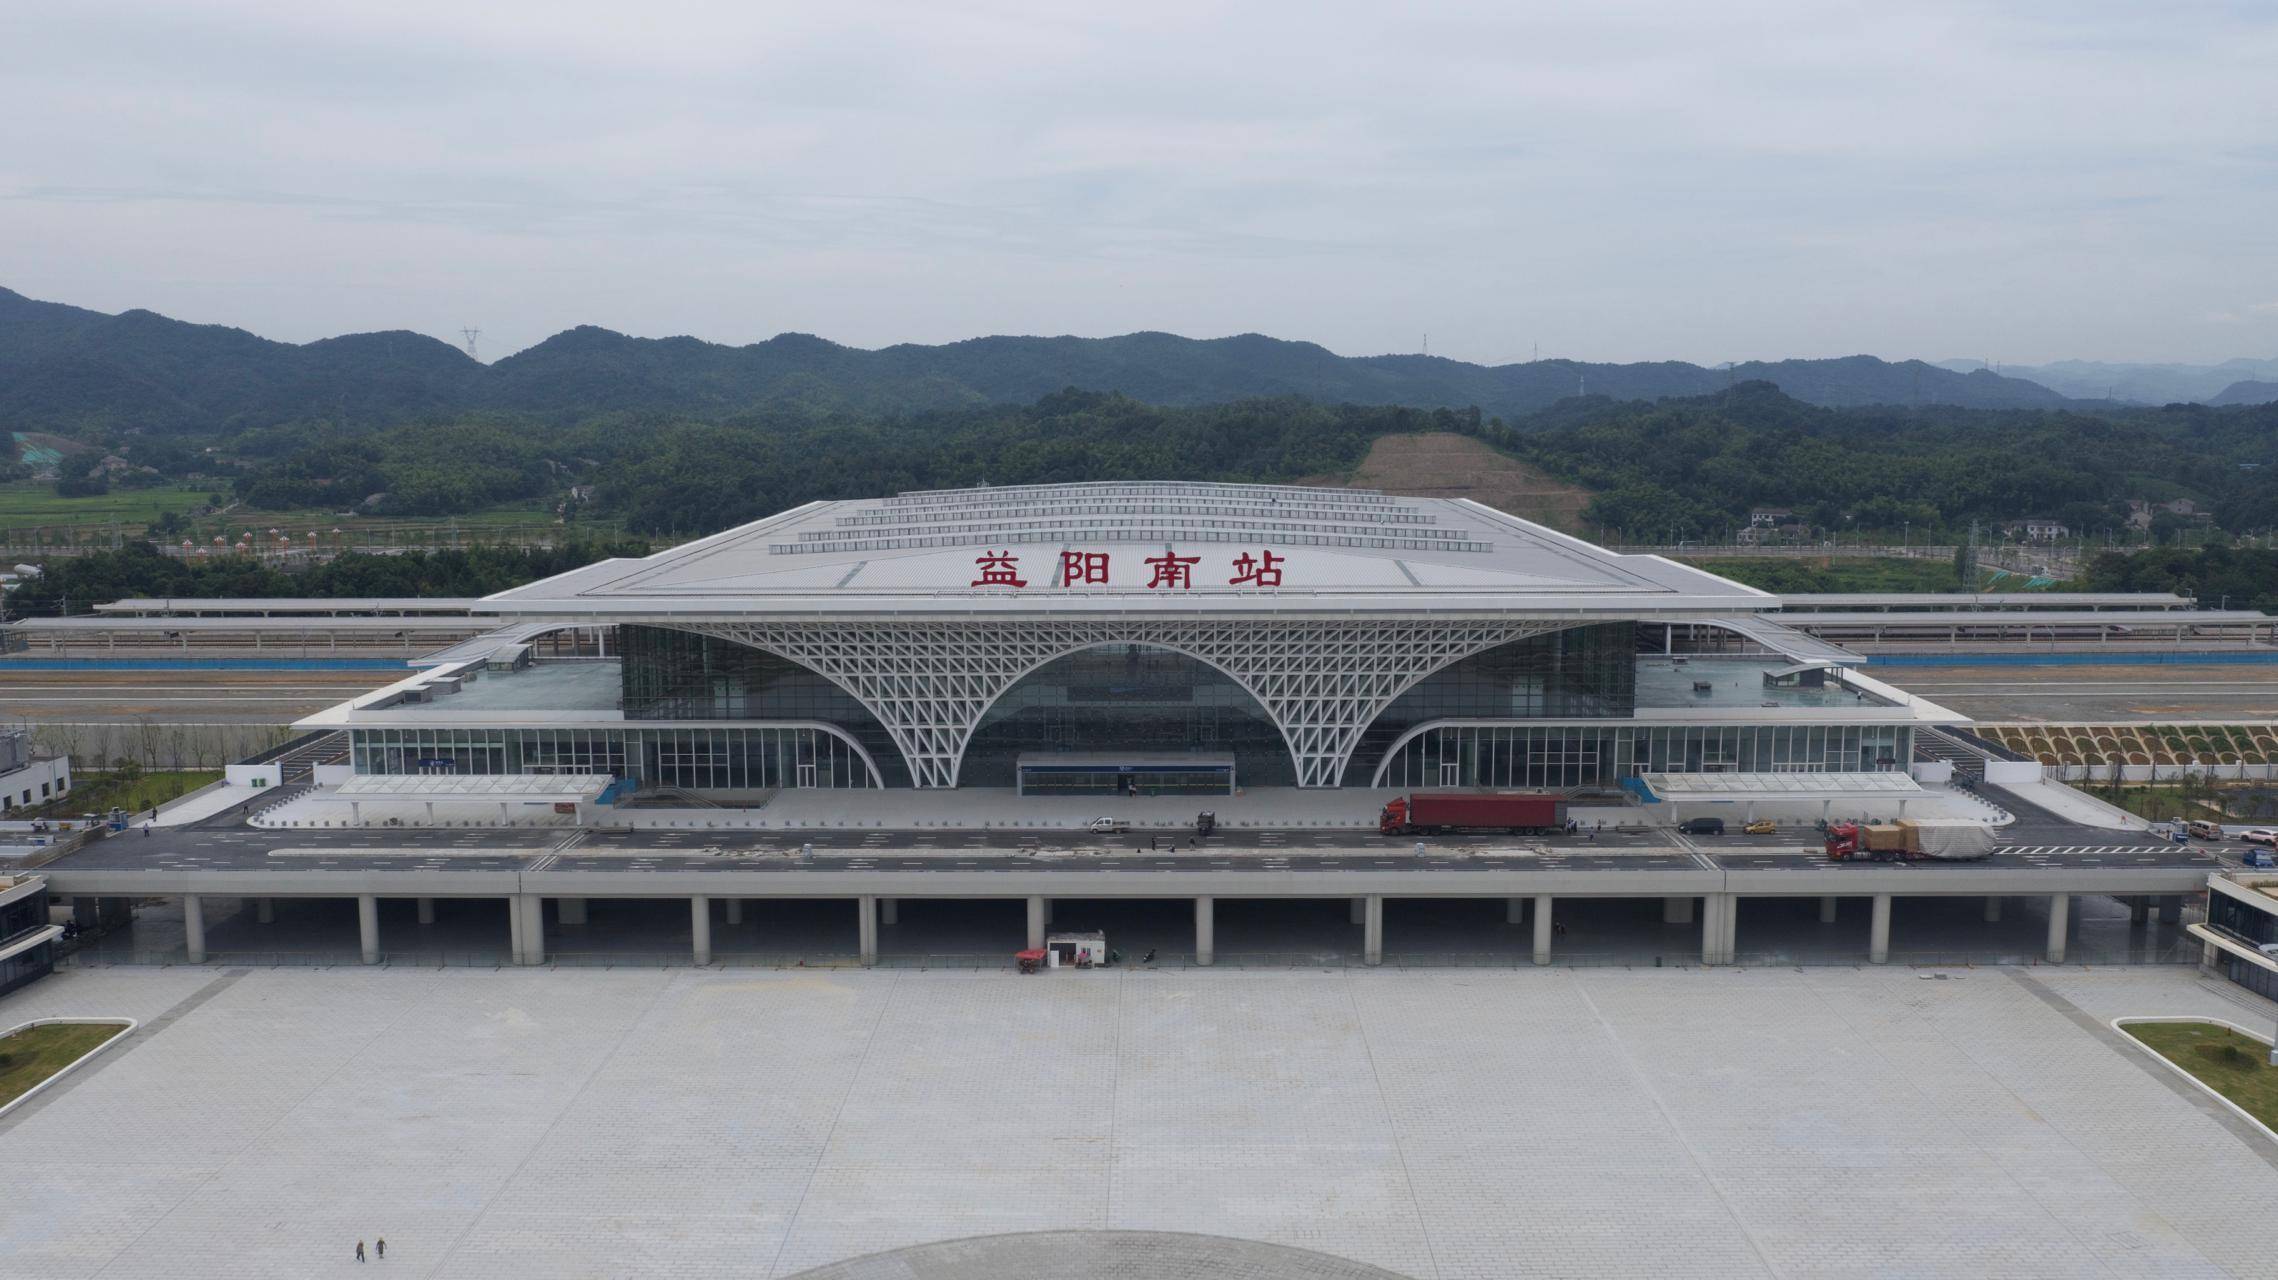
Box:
655 619 1582 788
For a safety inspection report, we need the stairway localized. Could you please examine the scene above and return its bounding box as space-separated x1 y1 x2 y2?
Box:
271 731 349 785
1913 727 1989 783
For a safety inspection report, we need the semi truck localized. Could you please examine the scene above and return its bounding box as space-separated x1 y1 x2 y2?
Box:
1824 818 1995 861
1379 791 1568 836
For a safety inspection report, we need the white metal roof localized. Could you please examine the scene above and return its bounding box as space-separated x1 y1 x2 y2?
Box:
1638 771 1924 800
479 482 1773 620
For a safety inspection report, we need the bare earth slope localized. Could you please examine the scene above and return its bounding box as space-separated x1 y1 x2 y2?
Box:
1327 432 1595 532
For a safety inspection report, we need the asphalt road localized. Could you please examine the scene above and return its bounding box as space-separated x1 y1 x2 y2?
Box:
48 814 2211 878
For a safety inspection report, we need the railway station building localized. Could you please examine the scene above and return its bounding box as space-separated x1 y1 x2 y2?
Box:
299 481 1962 804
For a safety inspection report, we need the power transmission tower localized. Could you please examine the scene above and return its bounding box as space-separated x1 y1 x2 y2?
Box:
460 328 482 362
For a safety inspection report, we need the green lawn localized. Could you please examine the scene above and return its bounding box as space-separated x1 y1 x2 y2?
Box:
2124 1021 2278 1128
0 481 622 548
0 481 217 532
0 1022 130 1108
28 770 222 820
2077 782 2276 826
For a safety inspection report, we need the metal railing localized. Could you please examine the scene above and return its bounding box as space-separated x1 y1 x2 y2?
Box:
55 943 2207 972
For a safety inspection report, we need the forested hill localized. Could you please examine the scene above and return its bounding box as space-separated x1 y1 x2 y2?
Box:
0 285 2076 435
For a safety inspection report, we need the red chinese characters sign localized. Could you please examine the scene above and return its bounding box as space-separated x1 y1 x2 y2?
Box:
967 549 1288 590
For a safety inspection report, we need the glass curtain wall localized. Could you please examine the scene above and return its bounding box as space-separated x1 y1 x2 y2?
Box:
2209 893 2278 1003
960 644 1294 788
1341 624 1636 786
616 624 908 786
349 726 877 789
1373 724 1913 789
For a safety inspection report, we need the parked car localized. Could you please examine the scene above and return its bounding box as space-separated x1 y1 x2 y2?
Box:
2258 942 2278 958
1742 819 1778 835
1679 817 1726 835
2187 819 2226 841
1085 817 1129 835
2241 829 2278 847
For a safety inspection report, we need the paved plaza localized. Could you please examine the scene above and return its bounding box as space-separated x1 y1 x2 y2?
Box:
5 964 2278 1278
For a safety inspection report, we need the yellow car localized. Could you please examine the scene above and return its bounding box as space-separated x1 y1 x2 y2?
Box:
1742 819 1778 835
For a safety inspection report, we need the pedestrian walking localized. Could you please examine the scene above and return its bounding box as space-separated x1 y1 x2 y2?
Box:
355 1241 366 1263
141 819 153 837
376 1238 385 1260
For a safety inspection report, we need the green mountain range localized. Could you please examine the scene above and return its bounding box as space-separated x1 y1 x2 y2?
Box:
0 285 2080 435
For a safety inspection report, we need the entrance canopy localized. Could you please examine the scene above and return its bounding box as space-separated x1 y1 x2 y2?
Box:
1634 771 1922 804
335 774 616 804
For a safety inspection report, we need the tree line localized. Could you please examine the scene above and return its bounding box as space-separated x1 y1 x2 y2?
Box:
3 540 650 618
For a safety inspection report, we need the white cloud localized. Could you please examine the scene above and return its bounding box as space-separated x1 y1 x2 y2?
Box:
0 0 2272 364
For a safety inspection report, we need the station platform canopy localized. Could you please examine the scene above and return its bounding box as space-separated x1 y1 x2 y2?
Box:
94 597 486 617
1701 615 1861 664
1775 592 2194 612
1634 771 1922 803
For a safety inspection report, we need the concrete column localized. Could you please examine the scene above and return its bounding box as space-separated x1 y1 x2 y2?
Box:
2127 896 2149 925
1532 894 1553 966
417 897 436 925
507 894 524 961
1663 896 1694 925
183 894 206 964
2158 895 2182 924
256 897 275 925
2046 894 2069 963
690 897 711 966
1351 896 1367 925
1506 896 1524 924
1983 896 2002 923
1194 896 1215 967
881 898 899 926
1819 895 1839 924
724 898 743 926
1701 894 1725 965
1722 894 1740 962
1363 895 1383 967
1026 896 1047 949
857 895 878 967
1869 893 1892 965
357 894 380 965
521 895 546 965
558 897 588 926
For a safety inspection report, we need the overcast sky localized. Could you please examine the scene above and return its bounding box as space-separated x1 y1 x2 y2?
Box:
3 0 2274 366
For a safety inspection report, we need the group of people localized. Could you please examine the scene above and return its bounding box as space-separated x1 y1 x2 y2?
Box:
354 1238 386 1262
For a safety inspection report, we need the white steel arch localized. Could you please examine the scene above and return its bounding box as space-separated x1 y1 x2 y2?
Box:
662 619 1580 788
